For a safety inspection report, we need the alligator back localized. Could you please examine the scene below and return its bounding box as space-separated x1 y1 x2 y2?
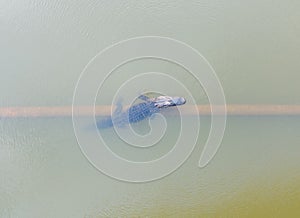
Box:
97 102 159 129
127 102 158 123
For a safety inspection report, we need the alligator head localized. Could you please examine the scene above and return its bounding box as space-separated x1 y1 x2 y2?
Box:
152 96 186 108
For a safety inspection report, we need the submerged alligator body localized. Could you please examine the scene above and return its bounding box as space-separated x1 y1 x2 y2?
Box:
97 95 186 129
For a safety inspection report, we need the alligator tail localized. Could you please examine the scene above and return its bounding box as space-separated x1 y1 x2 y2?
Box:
97 116 113 129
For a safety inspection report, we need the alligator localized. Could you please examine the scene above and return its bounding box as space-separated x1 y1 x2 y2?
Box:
97 95 186 129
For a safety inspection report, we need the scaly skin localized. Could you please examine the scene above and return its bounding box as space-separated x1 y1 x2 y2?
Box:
97 95 186 129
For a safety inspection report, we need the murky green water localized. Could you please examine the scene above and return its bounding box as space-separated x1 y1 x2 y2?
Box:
1 0 300 217
1 0 300 106
1 116 299 217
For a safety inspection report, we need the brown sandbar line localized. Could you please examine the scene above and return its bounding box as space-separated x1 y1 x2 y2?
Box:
0 105 300 117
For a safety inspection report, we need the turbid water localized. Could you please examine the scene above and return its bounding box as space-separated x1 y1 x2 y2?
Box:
1 116 299 217
1 0 300 217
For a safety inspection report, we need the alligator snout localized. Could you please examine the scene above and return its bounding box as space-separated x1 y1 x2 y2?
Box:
172 97 186 106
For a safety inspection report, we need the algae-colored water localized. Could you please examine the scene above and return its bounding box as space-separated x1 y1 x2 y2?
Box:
1 0 300 217
1 116 299 217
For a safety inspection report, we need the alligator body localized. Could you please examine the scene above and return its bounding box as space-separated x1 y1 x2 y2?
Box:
97 95 186 129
